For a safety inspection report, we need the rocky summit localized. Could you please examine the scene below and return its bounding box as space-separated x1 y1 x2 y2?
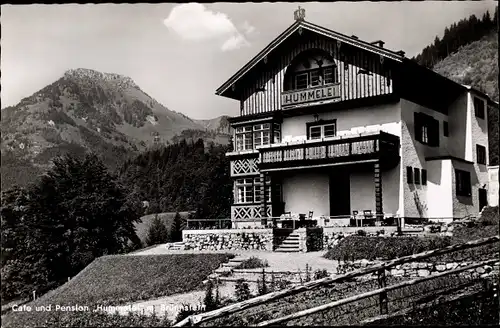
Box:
1 68 231 190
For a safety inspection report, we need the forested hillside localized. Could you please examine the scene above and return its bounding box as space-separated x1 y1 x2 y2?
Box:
118 139 233 221
413 7 498 68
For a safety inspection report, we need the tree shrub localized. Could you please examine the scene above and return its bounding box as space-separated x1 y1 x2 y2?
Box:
235 257 269 269
234 279 251 302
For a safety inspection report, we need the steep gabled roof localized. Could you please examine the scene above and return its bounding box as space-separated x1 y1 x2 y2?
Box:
215 19 405 98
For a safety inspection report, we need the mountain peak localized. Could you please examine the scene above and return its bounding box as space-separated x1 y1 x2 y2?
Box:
64 68 139 89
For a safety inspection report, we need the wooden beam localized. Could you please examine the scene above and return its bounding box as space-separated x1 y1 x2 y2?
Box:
173 235 499 326
256 258 497 326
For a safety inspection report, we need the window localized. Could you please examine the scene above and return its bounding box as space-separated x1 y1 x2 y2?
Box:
293 66 337 90
323 124 336 138
253 176 271 203
414 112 439 147
455 169 471 197
235 126 253 151
421 126 429 144
474 97 485 119
443 121 448 137
295 73 308 90
307 121 337 140
273 123 281 143
476 144 486 165
309 126 322 140
406 166 413 183
421 169 427 185
254 124 271 148
323 67 335 84
235 178 254 203
414 168 421 185
235 123 279 150
310 70 320 86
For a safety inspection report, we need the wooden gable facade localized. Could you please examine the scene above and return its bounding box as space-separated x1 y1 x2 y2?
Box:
217 20 405 118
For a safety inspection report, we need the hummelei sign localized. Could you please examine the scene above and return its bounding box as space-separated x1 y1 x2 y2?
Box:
282 84 340 107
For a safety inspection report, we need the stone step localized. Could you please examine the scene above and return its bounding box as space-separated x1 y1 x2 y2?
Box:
282 240 300 245
274 248 300 253
222 262 242 268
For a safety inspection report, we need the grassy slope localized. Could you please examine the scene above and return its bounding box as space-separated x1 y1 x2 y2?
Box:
2 253 234 327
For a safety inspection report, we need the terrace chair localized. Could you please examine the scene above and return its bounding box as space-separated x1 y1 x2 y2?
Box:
363 210 374 227
284 211 292 218
351 210 359 227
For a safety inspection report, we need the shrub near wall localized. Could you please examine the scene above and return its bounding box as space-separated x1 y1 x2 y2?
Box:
306 228 323 252
324 236 452 261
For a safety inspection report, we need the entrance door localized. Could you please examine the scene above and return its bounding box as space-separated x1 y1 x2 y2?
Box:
479 188 488 212
329 169 351 216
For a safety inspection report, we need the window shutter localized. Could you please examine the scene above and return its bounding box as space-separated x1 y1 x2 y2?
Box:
406 166 413 183
414 113 421 142
433 118 440 147
421 169 427 185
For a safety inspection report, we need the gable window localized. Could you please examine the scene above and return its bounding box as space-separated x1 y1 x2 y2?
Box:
455 169 471 197
476 144 486 165
474 97 485 119
307 120 337 140
406 166 413 183
295 73 308 90
235 178 254 203
293 66 337 90
414 168 421 185
421 169 427 185
443 121 449 137
414 112 439 147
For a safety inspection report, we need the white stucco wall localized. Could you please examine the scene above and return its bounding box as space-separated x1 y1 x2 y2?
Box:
282 172 330 217
426 159 453 220
281 101 401 140
488 165 499 207
400 98 454 219
282 165 401 218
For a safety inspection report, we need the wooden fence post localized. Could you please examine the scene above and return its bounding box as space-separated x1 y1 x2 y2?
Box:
377 268 388 315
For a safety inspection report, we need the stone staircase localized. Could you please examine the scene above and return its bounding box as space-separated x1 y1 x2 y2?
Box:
275 231 301 253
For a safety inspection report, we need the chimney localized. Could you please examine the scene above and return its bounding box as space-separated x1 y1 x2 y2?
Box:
370 40 385 48
351 35 358 40
396 50 406 57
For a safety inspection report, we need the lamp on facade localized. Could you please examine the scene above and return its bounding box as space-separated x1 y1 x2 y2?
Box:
314 113 319 122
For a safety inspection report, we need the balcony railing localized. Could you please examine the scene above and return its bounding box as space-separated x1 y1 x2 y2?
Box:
258 131 400 171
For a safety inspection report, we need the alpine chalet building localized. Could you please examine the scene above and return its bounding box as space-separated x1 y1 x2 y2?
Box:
216 9 498 228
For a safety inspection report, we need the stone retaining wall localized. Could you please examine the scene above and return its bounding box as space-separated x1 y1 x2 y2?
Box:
322 226 400 249
346 259 500 280
182 229 273 251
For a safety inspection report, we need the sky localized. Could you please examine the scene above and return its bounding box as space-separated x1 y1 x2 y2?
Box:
1 2 497 119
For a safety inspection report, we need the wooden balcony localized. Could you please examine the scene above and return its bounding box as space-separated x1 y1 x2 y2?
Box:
258 131 400 171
